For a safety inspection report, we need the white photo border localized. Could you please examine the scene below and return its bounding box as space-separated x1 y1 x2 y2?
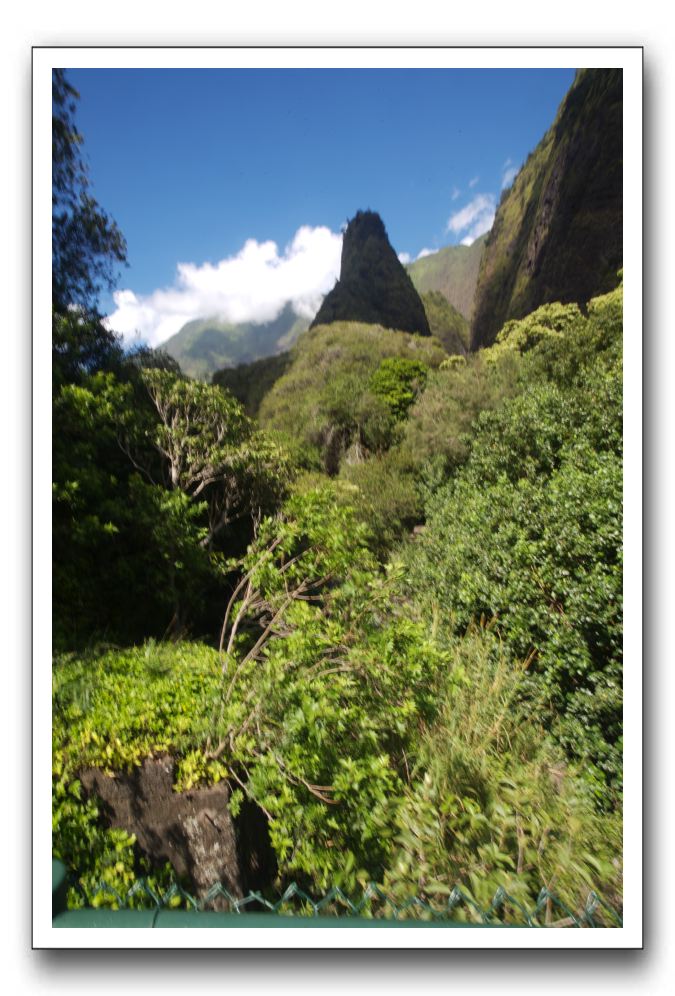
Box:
33 45 643 950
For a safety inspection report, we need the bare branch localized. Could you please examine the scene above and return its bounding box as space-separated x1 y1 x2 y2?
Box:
225 583 255 659
268 752 338 806
217 535 284 662
219 576 252 659
115 434 157 486
228 766 273 822
224 580 310 703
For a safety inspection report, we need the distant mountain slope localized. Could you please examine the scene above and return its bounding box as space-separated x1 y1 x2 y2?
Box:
407 235 486 320
470 68 622 351
162 303 309 380
311 210 431 336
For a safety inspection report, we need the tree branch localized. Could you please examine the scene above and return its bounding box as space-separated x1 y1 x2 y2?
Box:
224 580 310 703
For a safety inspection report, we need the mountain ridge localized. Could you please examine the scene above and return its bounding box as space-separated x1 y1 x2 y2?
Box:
162 224 484 381
470 68 622 350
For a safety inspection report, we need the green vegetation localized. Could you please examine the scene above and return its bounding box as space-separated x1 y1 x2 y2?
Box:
212 352 292 417
383 628 622 914
407 234 487 320
54 284 624 910
420 290 469 355
258 321 446 474
53 364 294 645
52 70 623 922
369 356 429 420
401 349 520 476
406 282 623 803
54 486 621 912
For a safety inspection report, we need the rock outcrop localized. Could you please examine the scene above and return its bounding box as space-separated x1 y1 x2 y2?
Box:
81 756 276 906
311 210 431 336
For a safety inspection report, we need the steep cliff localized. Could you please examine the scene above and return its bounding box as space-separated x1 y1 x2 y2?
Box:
470 69 622 350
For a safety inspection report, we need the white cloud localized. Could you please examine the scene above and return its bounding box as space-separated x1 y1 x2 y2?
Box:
468 176 479 188
416 247 436 260
398 251 412 265
105 225 343 347
446 193 496 244
451 186 461 201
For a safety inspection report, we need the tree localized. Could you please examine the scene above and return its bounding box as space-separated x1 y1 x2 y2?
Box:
52 69 127 315
140 370 294 548
50 75 295 646
52 306 124 388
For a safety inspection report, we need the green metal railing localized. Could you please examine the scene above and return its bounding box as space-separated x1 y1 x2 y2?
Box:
52 860 622 928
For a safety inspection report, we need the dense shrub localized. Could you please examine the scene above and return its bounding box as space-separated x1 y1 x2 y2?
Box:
340 448 423 557
401 349 522 476
404 285 623 802
54 598 621 912
53 488 455 896
369 357 428 420
490 301 585 358
53 367 295 645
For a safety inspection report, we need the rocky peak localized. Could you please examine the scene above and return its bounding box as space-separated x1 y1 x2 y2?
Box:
310 210 431 336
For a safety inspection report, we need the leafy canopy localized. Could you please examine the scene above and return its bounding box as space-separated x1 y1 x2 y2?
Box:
52 69 127 315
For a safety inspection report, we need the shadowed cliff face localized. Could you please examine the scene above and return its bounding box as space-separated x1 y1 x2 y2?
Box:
311 210 431 336
470 68 623 351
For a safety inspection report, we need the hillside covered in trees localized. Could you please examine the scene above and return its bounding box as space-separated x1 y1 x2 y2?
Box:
52 68 624 924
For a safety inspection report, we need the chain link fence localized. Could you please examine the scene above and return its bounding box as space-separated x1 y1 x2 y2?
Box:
55 863 622 927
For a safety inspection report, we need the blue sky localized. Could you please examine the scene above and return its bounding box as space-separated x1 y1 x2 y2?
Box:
67 67 575 345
